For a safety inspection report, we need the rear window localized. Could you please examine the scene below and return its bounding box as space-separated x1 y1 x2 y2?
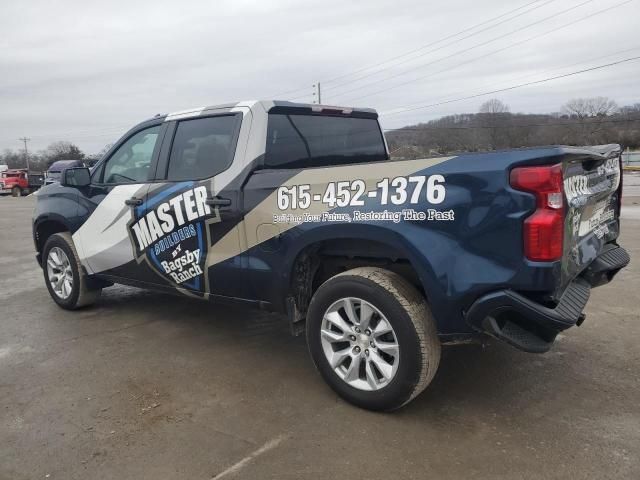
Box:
265 114 387 169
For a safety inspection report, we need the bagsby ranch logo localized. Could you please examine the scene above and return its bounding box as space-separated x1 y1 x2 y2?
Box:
161 247 203 284
128 185 212 290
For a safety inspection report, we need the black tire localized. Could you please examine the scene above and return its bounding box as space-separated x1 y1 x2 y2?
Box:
42 232 101 310
11 186 22 197
306 267 441 411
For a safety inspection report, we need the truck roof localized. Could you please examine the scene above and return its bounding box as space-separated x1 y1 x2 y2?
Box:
161 100 378 122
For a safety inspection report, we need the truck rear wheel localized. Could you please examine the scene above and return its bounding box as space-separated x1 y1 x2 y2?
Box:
11 186 22 197
306 267 440 411
42 232 101 310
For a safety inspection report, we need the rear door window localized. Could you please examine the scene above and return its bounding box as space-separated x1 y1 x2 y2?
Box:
165 114 242 181
265 114 388 169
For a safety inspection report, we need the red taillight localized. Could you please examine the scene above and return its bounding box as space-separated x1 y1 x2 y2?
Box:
510 164 564 262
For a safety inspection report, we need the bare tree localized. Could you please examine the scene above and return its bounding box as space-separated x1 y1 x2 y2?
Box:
560 97 619 144
479 98 510 114
562 97 618 118
43 141 85 167
478 99 511 149
620 103 640 115
0 149 24 169
85 143 113 166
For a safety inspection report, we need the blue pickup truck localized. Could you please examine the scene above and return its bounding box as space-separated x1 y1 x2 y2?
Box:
32 101 629 411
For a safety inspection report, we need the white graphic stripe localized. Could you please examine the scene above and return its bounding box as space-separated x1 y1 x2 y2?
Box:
73 184 145 273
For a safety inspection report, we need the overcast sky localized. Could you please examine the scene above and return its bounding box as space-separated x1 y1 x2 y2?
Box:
1 0 638 154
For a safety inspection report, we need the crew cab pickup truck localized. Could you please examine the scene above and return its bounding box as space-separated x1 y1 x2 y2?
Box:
32 100 629 411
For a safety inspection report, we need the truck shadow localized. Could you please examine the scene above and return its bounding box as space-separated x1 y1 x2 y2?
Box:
93 285 596 422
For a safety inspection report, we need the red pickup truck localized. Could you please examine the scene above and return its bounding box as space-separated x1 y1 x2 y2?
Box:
0 169 43 196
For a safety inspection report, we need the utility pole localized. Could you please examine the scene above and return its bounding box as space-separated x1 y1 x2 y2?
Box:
312 82 322 104
19 137 30 171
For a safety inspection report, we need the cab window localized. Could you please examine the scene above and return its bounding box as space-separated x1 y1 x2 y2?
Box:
166 114 241 181
101 125 161 184
265 114 388 169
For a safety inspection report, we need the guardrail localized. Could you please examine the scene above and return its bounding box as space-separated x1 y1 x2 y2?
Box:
622 152 640 166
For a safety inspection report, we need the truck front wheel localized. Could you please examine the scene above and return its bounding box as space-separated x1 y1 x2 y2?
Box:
11 186 22 197
42 232 101 309
306 267 440 411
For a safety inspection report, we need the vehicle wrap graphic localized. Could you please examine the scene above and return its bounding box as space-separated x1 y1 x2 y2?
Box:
561 153 621 289
72 183 147 275
70 154 455 296
126 181 222 295
273 173 453 225
203 156 455 273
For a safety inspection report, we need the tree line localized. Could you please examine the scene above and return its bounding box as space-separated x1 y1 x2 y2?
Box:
0 141 110 172
386 97 640 159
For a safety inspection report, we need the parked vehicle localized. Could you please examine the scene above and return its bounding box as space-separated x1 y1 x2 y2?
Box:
0 168 43 196
45 159 85 185
28 171 45 190
32 101 629 411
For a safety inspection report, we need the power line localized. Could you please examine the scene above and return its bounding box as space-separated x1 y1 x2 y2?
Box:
321 0 548 87
407 45 640 111
381 55 640 117
274 0 548 100
342 0 635 104
331 0 600 101
323 0 557 94
376 45 640 120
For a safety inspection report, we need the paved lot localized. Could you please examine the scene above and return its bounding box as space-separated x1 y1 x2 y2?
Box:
1 192 639 480
623 171 640 197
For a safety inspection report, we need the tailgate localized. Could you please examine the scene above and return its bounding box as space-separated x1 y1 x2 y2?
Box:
562 145 622 290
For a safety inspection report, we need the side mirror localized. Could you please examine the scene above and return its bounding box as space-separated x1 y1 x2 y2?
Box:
61 167 91 187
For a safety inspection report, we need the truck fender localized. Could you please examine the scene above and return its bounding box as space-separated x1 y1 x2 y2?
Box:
280 223 439 320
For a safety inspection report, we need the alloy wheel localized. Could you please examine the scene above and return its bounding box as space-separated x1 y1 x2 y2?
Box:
47 247 73 299
320 297 400 391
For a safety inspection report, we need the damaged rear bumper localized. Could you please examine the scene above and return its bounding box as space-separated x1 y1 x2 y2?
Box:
466 245 630 353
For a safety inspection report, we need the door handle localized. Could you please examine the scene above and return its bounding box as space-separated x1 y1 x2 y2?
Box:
125 197 143 206
205 196 232 207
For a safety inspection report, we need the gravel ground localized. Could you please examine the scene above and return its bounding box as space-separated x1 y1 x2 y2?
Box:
0 193 638 480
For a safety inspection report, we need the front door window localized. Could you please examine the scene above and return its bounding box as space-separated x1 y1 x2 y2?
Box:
101 126 161 184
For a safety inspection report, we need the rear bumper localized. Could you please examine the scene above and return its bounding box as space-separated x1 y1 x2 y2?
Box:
466 245 630 353
580 244 630 287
